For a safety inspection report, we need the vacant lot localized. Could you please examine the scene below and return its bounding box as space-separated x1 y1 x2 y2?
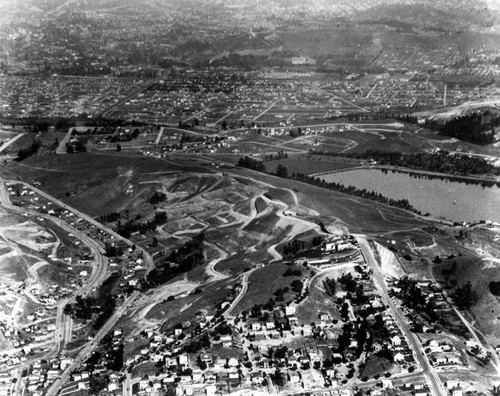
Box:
232 262 307 314
4 152 211 216
296 271 341 325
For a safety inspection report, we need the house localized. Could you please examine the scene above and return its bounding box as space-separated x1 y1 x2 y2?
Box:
381 379 393 389
289 371 300 384
220 334 232 347
108 382 119 392
251 322 262 331
394 352 405 363
319 313 330 323
390 335 402 346
192 371 203 383
465 340 478 349
204 372 217 383
446 380 460 390
139 379 149 390
433 354 447 366
266 322 275 330
285 306 296 316
251 371 265 385
447 354 461 365
200 354 212 365
178 354 189 368
206 384 217 396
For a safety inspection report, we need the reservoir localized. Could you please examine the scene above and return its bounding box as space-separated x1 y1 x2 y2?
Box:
319 168 500 223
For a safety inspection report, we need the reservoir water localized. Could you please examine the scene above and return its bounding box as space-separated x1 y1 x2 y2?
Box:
319 168 500 223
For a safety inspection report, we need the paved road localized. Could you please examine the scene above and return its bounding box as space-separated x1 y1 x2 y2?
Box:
224 268 257 318
45 291 139 396
101 77 161 119
0 178 109 352
356 235 447 396
55 128 74 154
10 180 154 272
0 178 154 396
0 133 25 154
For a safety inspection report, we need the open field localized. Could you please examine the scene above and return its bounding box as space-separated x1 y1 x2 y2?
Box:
295 270 341 325
265 154 359 176
232 262 309 314
215 250 269 277
3 152 212 216
146 278 236 330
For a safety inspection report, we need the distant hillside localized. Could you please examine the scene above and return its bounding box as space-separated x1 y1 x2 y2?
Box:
355 2 497 30
5 0 497 20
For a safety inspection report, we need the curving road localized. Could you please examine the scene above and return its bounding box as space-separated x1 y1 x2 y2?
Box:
223 268 257 318
0 178 109 352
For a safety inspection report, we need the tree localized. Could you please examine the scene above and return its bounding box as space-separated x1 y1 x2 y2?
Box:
273 369 287 387
323 278 336 296
290 279 303 293
453 281 478 309
116 144 121 152
276 164 288 178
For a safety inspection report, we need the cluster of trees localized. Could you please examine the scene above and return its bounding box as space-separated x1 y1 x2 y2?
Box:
276 164 289 178
282 239 306 257
336 320 368 358
109 128 140 142
264 151 288 161
489 281 500 296
184 333 211 355
144 233 205 289
323 277 336 297
283 267 302 277
395 277 438 322
437 113 496 145
273 287 290 302
66 140 87 154
237 156 266 172
453 281 478 309
17 140 41 161
338 272 368 304
292 172 416 212
99 212 120 223
290 279 303 294
335 149 496 176
115 211 168 238
63 276 117 330
148 191 167 205
104 243 124 257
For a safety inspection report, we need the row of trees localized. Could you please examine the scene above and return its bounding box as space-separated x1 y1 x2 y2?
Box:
237 156 266 172
144 233 205 289
115 211 168 238
238 157 416 212
17 140 42 161
310 149 497 176
282 239 306 257
292 172 416 212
